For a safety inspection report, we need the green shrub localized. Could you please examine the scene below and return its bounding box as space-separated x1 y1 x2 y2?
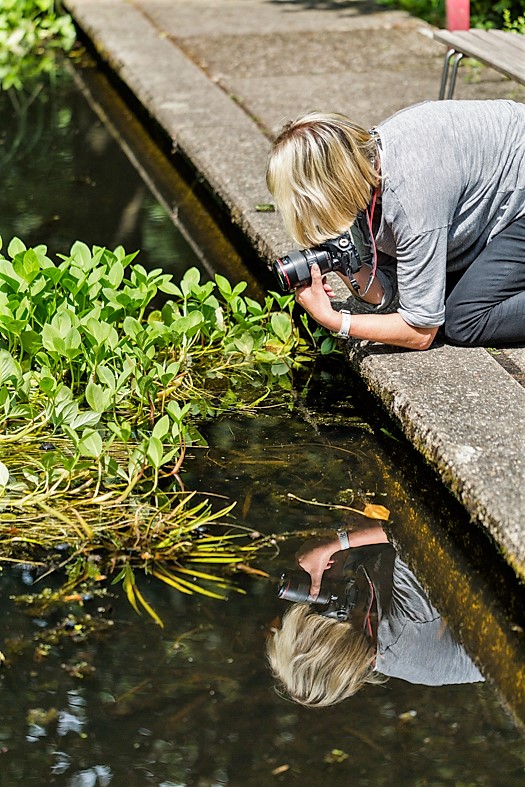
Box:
0 0 76 92
378 0 525 29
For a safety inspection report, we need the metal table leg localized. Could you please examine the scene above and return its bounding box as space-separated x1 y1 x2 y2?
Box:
439 48 464 99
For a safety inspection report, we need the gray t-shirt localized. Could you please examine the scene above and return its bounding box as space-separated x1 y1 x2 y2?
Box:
375 556 484 686
375 100 525 327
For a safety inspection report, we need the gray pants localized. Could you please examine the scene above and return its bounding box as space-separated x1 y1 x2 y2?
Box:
444 215 525 347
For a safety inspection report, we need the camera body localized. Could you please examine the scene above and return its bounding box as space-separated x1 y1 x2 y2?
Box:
277 570 359 621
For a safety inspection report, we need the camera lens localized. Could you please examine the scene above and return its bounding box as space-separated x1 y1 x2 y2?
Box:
271 258 293 292
277 572 312 603
271 250 311 292
271 248 332 292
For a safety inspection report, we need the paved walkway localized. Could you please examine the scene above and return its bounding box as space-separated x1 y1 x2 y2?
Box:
64 0 525 576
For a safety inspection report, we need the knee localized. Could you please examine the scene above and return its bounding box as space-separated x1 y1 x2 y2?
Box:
444 318 474 346
443 311 489 347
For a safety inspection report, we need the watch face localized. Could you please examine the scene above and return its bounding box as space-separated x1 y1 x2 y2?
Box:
338 311 352 338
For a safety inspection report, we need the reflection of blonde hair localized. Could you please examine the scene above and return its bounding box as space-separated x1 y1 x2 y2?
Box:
267 604 384 707
266 112 378 247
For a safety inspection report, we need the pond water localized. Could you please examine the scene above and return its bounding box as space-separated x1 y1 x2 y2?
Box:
0 60 524 785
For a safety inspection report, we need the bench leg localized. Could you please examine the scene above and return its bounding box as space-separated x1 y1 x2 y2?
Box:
439 49 464 99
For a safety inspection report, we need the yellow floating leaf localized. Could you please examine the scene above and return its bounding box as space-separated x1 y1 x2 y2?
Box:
152 569 193 595
133 583 165 628
123 567 140 615
271 764 290 776
154 568 226 599
362 503 390 521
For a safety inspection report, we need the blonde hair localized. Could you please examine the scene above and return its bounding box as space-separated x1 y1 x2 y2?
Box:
266 111 379 247
267 604 384 708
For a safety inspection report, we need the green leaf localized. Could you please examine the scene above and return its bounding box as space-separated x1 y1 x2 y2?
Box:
70 410 101 430
0 350 22 386
85 317 113 346
106 260 124 288
20 329 42 356
78 429 103 459
7 237 26 259
271 312 293 343
108 420 132 443
215 273 232 296
172 312 204 337
0 259 25 292
70 240 92 268
85 380 113 413
320 336 337 355
146 435 164 469
123 316 143 338
13 249 40 284
96 364 116 391
181 267 201 294
233 332 254 355
152 414 170 440
271 361 290 376
232 281 248 296
0 461 9 488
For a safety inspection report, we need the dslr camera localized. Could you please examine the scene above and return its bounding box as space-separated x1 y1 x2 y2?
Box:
270 214 374 294
277 570 360 622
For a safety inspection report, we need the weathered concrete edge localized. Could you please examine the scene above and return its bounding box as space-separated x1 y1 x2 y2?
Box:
347 341 525 575
64 0 525 576
65 0 285 261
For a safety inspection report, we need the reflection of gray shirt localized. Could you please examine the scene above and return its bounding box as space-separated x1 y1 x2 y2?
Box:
375 100 525 327
375 556 484 685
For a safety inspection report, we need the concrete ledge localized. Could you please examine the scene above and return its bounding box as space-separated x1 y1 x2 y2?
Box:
347 341 525 573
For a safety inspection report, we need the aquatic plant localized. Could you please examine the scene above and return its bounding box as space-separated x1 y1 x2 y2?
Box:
0 0 76 96
0 236 319 620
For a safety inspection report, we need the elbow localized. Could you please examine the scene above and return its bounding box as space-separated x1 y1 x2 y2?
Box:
410 327 438 351
414 335 434 351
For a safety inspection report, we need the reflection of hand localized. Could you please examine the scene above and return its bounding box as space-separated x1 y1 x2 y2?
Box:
297 537 340 599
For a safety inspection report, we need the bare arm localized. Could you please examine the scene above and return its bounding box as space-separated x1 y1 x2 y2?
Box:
297 264 438 351
297 526 389 598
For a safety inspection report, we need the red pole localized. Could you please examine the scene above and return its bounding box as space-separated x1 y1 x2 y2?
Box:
446 0 470 30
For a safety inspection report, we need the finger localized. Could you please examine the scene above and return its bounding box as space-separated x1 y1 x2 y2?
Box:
310 263 323 284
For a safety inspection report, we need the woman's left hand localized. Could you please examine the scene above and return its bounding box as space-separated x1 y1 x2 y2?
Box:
295 264 340 332
297 537 341 599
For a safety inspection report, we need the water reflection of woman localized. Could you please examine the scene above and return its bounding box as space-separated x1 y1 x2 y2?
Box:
267 525 483 707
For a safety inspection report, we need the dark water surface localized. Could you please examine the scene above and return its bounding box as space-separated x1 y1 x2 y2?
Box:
0 62 524 785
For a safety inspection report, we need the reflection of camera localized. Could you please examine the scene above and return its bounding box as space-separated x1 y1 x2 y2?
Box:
277 571 359 621
270 216 374 293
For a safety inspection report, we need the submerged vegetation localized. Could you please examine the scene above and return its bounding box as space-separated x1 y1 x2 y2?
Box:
0 237 328 621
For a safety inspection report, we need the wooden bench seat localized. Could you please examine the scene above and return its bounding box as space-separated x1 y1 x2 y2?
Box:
433 28 525 98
